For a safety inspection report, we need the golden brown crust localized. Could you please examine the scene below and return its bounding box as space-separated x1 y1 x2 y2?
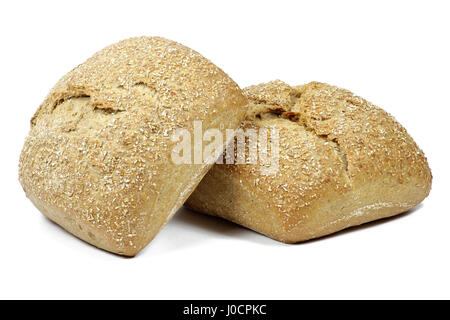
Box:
186 80 432 242
19 37 247 256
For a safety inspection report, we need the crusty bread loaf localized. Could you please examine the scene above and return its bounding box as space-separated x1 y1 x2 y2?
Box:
19 37 247 256
186 81 432 242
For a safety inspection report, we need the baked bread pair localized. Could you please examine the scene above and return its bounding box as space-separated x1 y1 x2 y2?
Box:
19 37 432 256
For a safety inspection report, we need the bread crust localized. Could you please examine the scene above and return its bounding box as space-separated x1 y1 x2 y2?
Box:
19 37 247 256
186 81 432 242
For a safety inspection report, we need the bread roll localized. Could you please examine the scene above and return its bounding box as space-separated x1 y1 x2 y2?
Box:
19 37 247 256
186 81 432 242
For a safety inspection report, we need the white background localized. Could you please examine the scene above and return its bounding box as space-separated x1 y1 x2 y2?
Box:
1 0 449 299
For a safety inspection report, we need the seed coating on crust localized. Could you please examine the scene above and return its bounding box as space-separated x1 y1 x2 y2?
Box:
186 80 432 241
19 36 247 255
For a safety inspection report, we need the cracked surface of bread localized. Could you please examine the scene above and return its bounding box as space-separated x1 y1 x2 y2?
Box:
186 80 432 242
19 36 247 256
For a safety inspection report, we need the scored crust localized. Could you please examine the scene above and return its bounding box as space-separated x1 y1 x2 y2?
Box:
19 37 247 256
185 80 432 242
